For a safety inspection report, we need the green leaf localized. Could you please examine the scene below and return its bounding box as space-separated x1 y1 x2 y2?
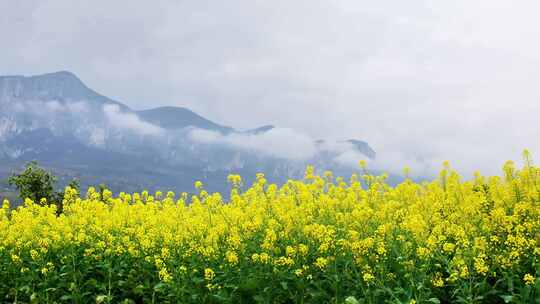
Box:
240 278 259 291
500 295 514 303
427 298 441 304
18 285 31 294
116 280 127 287
84 278 99 287
96 295 108 304
345 296 360 304
30 293 39 304
212 291 230 302
153 282 167 293
132 284 145 295
60 295 73 301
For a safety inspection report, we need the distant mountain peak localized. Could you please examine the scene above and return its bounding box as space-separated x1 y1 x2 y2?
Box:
243 125 275 135
1 70 85 86
144 106 190 112
345 139 376 159
314 139 376 159
0 70 126 108
136 107 234 133
36 70 79 78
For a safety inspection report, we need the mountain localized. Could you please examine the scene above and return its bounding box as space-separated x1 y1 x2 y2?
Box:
243 125 275 135
0 71 377 198
0 71 126 109
137 107 234 133
345 140 376 159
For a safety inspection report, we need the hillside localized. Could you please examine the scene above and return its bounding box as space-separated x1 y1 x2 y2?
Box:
0 71 377 194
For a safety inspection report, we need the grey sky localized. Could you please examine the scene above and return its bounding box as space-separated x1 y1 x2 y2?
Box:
2 0 540 176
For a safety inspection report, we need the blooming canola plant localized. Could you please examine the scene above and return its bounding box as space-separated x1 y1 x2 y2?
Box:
0 153 539 303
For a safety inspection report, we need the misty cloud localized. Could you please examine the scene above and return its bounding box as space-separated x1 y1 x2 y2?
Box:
103 104 164 136
189 127 377 166
11 100 89 116
316 141 370 168
3 0 540 177
44 100 89 114
189 128 317 160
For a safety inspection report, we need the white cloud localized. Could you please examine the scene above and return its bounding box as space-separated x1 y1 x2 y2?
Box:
189 127 379 165
44 100 89 113
89 127 106 147
318 141 369 168
190 128 317 160
43 100 62 112
332 149 367 168
3 0 540 177
103 104 164 136
11 100 89 116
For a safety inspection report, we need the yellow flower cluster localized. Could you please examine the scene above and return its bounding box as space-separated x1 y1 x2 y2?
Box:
1 154 540 302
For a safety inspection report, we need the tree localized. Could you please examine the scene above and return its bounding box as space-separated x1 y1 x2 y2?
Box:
8 161 79 212
8 161 57 205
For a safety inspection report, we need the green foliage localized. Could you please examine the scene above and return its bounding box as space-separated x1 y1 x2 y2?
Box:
8 161 79 212
8 161 57 205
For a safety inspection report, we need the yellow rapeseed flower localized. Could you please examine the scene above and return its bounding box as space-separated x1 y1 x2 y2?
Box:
204 268 215 281
314 257 328 270
524 273 535 285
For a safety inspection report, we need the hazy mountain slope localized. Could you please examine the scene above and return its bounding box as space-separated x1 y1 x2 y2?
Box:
0 71 126 109
0 71 378 195
345 140 376 159
137 107 234 133
242 125 275 135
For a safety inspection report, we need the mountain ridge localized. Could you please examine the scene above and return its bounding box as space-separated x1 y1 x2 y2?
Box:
136 106 234 134
0 71 378 196
1 71 376 155
0 71 127 109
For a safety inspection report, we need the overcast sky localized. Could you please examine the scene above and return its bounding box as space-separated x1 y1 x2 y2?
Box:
2 0 540 176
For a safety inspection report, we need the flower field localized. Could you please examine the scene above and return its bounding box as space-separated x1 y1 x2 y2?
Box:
1 156 540 303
